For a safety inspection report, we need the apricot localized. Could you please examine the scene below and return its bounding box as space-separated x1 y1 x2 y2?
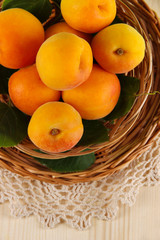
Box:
62 64 121 120
28 102 84 153
45 22 93 43
91 23 146 74
8 65 60 116
0 8 44 69
61 0 116 33
36 32 93 91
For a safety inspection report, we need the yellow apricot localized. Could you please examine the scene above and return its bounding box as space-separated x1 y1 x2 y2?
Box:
28 102 84 153
91 23 146 73
36 32 93 91
8 65 60 116
0 8 45 69
45 21 93 43
62 64 121 120
61 0 116 33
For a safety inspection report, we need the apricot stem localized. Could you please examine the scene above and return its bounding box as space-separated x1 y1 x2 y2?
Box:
115 48 124 56
50 128 61 136
135 91 160 97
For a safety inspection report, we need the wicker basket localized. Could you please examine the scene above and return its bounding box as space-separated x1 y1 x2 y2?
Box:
0 0 160 185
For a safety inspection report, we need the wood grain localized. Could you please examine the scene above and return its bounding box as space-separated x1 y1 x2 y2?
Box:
0 186 160 240
0 1 160 240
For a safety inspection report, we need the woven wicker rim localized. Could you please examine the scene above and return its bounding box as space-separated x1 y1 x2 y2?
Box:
0 0 160 185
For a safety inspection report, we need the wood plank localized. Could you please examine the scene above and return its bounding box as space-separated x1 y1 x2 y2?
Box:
0 186 160 240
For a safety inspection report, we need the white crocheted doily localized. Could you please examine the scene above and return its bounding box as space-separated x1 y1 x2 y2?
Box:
0 132 160 230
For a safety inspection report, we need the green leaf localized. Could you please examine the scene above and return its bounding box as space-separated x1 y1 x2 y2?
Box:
0 65 16 94
53 0 61 5
0 102 29 147
2 0 52 23
77 120 109 146
44 1 62 29
36 153 96 173
104 75 140 121
111 16 124 25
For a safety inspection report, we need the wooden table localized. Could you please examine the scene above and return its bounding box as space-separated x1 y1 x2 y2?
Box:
0 1 160 239
0 186 160 240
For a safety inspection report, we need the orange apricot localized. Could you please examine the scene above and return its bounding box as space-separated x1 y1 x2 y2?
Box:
91 23 146 73
45 21 93 43
0 8 44 69
61 0 116 33
36 32 93 91
62 64 121 120
8 65 60 116
28 102 84 153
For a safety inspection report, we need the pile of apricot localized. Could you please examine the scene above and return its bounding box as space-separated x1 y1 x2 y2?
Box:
0 0 146 153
